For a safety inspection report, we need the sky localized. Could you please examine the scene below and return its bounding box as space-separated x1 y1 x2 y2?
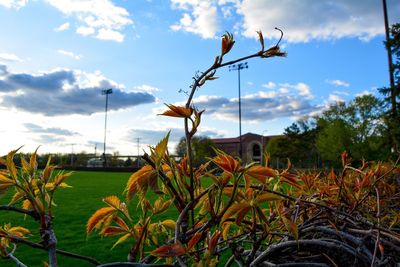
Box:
0 0 399 156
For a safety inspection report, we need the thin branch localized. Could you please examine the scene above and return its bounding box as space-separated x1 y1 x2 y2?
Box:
0 205 39 221
8 235 101 266
4 244 27 267
371 187 381 267
349 155 400 214
142 153 186 211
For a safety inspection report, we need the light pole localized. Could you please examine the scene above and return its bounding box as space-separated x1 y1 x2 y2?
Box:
261 130 268 165
229 62 248 159
136 137 141 168
102 88 113 166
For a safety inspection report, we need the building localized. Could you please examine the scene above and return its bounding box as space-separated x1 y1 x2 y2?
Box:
212 132 281 163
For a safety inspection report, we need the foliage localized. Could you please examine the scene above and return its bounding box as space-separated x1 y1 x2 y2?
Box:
1 29 400 267
269 95 388 167
175 136 215 166
379 23 400 150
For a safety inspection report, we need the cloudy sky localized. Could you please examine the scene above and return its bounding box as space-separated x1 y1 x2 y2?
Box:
0 0 399 156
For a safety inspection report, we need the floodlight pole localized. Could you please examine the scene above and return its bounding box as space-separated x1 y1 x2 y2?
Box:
229 62 248 159
382 0 396 116
102 88 113 166
136 137 141 168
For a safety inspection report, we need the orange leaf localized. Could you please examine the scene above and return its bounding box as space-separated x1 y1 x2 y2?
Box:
151 242 186 258
126 165 157 200
160 104 193 118
103 226 126 236
87 207 115 233
212 152 240 174
221 202 249 222
187 232 202 250
256 30 264 51
208 230 221 253
221 32 235 55
246 165 276 184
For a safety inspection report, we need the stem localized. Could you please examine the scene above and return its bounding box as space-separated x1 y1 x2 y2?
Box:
371 187 381 267
142 154 186 211
8 234 100 265
0 205 39 220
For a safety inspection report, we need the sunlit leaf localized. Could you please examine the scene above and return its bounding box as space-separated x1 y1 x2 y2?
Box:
187 232 202 250
160 104 193 118
87 207 116 233
221 202 249 222
112 233 132 249
151 242 186 258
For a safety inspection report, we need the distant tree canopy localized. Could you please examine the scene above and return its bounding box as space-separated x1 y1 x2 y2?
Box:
379 23 400 150
175 136 215 166
267 94 389 168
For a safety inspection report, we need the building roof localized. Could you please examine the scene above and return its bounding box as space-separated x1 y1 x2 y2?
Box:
212 132 282 144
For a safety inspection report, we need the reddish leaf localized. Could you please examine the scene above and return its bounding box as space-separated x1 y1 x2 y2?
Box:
151 242 186 258
187 232 202 250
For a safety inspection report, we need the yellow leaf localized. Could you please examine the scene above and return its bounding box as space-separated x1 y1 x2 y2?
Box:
255 193 283 203
103 195 121 209
87 207 116 233
221 202 249 223
6 147 22 180
161 219 176 230
126 165 157 200
111 233 132 249
159 104 193 118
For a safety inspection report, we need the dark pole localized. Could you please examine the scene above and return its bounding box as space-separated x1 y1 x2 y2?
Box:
229 62 248 159
102 88 113 166
382 0 396 116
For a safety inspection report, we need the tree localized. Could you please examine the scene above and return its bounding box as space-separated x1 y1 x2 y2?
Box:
379 23 400 151
316 95 386 166
175 136 215 166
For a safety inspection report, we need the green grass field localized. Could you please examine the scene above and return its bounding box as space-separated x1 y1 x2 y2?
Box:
0 171 144 267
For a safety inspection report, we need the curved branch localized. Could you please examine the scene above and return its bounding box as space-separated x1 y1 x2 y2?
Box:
0 205 39 221
8 234 101 266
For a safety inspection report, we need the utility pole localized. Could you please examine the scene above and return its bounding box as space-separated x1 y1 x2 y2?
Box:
229 62 248 159
382 0 396 116
102 88 113 167
136 137 141 168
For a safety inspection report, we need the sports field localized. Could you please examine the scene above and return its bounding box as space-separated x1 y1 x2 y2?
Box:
0 171 150 267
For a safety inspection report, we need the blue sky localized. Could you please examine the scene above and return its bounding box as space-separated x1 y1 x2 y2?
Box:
0 0 399 156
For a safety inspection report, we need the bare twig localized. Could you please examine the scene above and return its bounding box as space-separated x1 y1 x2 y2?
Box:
0 205 39 221
371 187 381 267
8 234 101 265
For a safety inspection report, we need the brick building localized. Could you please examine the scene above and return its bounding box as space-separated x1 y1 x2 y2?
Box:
212 133 280 163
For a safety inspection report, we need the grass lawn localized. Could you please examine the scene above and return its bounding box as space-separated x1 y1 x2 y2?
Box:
0 171 149 267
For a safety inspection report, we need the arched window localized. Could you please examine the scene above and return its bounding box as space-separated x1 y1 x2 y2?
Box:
252 144 261 157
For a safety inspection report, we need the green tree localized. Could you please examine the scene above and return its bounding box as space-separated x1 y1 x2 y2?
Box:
379 23 400 151
316 95 386 166
175 136 215 166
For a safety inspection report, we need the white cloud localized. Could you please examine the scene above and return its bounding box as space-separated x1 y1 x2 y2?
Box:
96 28 124 42
45 0 133 42
236 0 400 42
0 0 27 9
328 94 344 103
355 90 373 97
57 49 82 60
169 0 400 42
167 82 319 122
262 81 276 89
326 79 350 87
0 53 23 62
0 65 155 116
134 84 160 93
278 82 313 99
332 90 349 96
170 0 218 39
54 22 70 32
